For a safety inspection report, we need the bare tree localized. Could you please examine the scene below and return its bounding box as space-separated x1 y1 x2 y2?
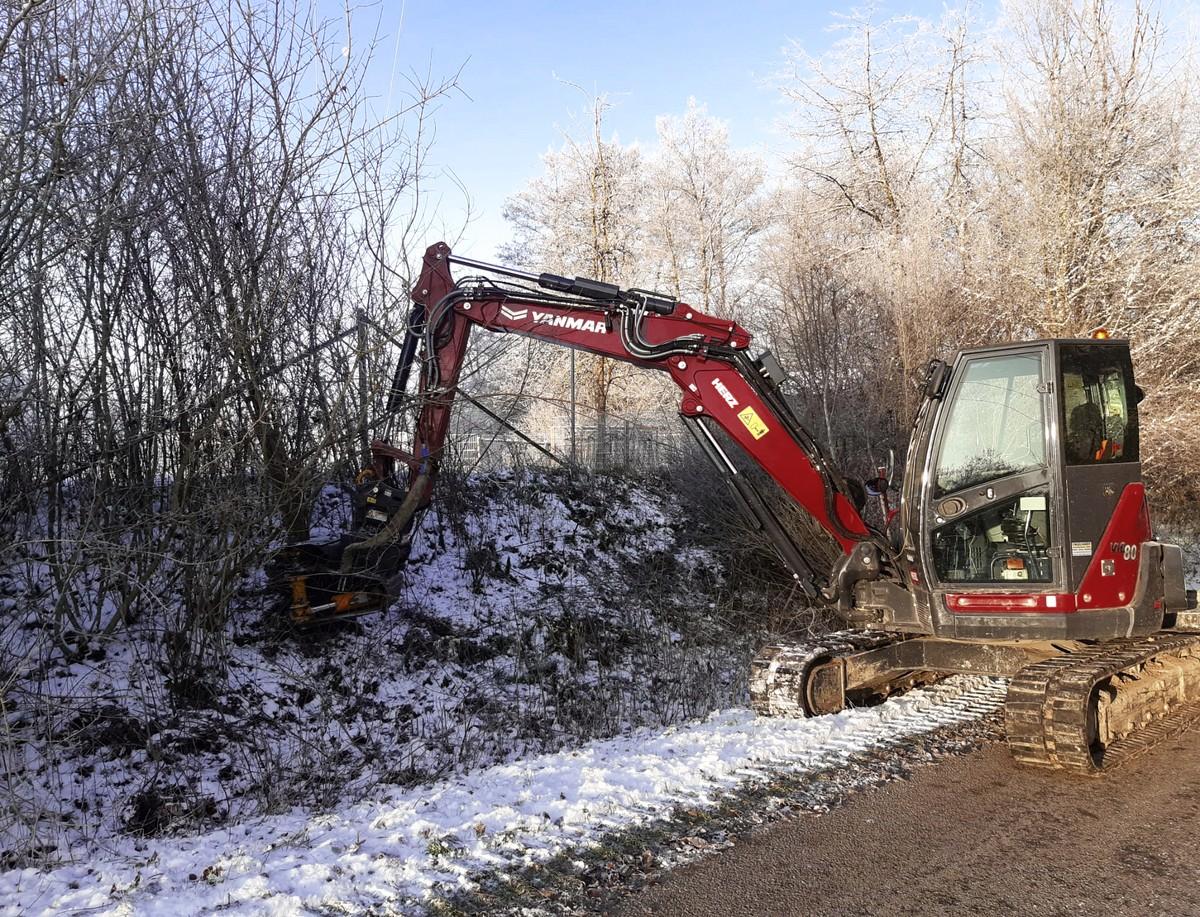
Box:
502 89 647 456
645 100 768 319
0 0 457 661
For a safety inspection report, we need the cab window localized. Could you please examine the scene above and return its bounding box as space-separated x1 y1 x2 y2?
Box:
935 353 1046 497
1060 345 1138 465
932 491 1054 584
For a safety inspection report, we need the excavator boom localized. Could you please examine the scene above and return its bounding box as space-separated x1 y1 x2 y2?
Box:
278 241 886 621
274 242 886 623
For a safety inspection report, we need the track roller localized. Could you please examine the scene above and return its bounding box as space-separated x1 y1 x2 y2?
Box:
750 630 905 717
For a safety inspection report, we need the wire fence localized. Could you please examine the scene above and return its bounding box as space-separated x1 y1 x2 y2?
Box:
455 419 690 472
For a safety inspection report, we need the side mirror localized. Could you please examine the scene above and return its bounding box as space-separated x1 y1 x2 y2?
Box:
864 476 889 497
923 359 949 400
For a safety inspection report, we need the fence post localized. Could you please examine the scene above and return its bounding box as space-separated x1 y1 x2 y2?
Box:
356 309 370 467
569 351 577 465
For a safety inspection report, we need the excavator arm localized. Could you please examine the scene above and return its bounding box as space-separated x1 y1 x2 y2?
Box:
278 241 892 622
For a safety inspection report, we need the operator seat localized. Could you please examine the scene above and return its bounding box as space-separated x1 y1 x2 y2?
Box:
1067 401 1104 464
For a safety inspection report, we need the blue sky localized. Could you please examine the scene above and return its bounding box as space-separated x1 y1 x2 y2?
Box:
363 1 973 259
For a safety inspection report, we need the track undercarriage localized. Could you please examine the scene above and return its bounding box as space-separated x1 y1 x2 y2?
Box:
750 630 1200 774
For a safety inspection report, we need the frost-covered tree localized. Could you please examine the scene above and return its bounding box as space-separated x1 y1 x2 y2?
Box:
776 0 1200 518
502 93 648 454
994 0 1200 515
776 6 991 426
645 100 768 320
500 95 778 451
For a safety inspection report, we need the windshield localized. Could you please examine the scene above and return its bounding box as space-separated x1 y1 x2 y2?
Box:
935 352 1046 497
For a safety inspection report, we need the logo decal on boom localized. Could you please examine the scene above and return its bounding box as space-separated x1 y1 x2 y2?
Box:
500 305 528 321
531 310 607 335
711 378 740 409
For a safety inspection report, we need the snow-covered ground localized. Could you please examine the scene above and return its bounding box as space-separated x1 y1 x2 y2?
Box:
0 676 1005 916
0 471 764 871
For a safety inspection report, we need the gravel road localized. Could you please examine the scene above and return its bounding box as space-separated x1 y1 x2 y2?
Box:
615 728 1200 916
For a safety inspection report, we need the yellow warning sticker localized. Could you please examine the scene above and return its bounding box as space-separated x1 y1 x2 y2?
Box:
737 406 769 439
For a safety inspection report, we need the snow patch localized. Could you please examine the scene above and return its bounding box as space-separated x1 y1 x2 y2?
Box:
0 677 1004 916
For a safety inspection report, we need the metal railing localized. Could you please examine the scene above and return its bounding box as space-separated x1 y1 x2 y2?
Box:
454 419 688 471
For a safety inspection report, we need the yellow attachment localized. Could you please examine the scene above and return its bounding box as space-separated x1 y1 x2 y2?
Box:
290 576 312 623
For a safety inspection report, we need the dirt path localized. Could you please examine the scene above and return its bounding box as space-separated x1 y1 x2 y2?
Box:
614 728 1200 916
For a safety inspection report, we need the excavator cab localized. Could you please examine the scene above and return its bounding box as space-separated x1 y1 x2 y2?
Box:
755 330 1199 772
905 337 1182 641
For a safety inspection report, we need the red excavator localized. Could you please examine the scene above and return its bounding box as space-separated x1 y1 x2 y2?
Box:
272 241 1200 775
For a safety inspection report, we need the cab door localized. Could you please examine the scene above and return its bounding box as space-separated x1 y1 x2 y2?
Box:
1056 341 1143 591
921 345 1063 598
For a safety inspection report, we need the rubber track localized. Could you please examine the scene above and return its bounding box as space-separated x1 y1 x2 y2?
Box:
750 629 905 717
1005 633 1200 775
